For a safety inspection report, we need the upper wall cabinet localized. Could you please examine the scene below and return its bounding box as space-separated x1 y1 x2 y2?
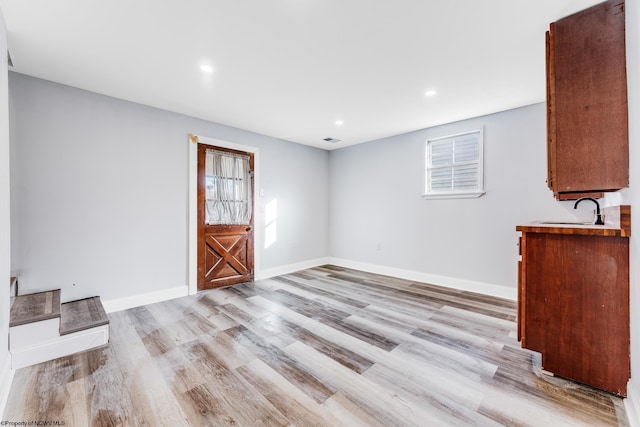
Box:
546 0 628 200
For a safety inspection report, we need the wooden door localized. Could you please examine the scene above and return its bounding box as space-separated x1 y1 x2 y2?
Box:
197 144 254 290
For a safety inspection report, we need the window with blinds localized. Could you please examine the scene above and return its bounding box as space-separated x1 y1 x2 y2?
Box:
424 129 485 199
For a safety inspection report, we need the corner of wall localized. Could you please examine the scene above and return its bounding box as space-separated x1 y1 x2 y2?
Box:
0 6 13 419
0 354 14 417
627 0 640 425
626 382 640 427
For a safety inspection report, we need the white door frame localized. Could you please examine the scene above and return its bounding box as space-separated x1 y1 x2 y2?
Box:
188 134 261 295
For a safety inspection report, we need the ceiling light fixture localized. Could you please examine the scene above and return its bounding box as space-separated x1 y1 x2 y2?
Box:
200 64 214 73
425 90 437 97
335 120 344 126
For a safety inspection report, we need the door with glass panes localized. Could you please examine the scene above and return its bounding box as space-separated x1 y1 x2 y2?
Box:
197 144 254 290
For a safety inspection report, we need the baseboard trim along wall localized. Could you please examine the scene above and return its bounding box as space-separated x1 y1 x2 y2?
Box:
102 256 515 313
256 257 331 281
102 286 189 313
101 258 332 314
626 382 640 427
327 257 517 301
0 353 14 418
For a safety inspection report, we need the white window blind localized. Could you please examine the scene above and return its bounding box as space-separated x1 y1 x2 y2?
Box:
424 129 484 199
205 149 252 224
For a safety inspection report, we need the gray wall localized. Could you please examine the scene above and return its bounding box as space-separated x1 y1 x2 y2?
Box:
9 73 329 302
329 103 583 292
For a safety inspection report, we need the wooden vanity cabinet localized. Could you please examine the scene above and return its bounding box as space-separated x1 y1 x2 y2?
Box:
517 212 630 396
546 0 628 200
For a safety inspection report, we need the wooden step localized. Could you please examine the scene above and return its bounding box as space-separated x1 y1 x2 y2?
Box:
60 296 109 335
9 289 61 327
10 292 110 369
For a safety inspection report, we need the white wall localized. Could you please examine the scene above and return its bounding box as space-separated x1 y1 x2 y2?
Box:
625 0 640 422
9 73 329 303
329 103 590 297
0 9 13 416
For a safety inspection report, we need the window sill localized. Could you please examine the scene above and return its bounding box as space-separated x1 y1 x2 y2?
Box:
422 191 485 200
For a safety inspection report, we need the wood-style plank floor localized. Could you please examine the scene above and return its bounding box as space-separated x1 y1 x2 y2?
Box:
3 266 629 426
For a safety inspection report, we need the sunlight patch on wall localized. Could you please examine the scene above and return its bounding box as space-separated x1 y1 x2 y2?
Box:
265 199 277 248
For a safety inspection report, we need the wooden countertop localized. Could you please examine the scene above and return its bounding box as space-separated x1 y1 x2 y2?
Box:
516 205 630 237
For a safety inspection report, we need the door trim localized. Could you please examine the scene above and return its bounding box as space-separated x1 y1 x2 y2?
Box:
188 134 260 295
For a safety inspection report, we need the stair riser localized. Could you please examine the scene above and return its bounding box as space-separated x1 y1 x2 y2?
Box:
10 325 110 370
9 319 60 349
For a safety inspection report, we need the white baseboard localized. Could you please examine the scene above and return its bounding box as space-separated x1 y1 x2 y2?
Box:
327 257 517 301
0 351 14 418
256 257 331 281
101 285 189 313
103 260 331 313
103 257 513 314
626 382 640 427
10 325 109 370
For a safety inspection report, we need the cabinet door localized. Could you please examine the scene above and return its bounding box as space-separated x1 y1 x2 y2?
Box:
547 0 628 199
520 233 550 355
521 232 629 396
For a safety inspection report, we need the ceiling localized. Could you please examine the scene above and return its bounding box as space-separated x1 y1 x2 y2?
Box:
0 0 603 150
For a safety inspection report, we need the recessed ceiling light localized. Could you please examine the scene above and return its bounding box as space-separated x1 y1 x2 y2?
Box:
335 120 344 126
200 64 214 73
425 90 437 97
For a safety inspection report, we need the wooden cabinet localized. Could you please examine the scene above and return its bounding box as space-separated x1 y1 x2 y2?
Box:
517 206 630 396
546 0 628 200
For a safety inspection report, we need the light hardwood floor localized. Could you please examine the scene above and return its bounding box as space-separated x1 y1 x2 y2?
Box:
3 266 629 426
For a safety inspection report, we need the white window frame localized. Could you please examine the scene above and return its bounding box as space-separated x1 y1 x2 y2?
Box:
424 128 485 199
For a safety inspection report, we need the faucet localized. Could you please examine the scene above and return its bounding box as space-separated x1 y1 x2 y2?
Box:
573 197 605 225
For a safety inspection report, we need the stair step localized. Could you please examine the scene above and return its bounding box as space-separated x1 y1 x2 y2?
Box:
10 293 110 369
60 296 109 335
9 289 61 327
